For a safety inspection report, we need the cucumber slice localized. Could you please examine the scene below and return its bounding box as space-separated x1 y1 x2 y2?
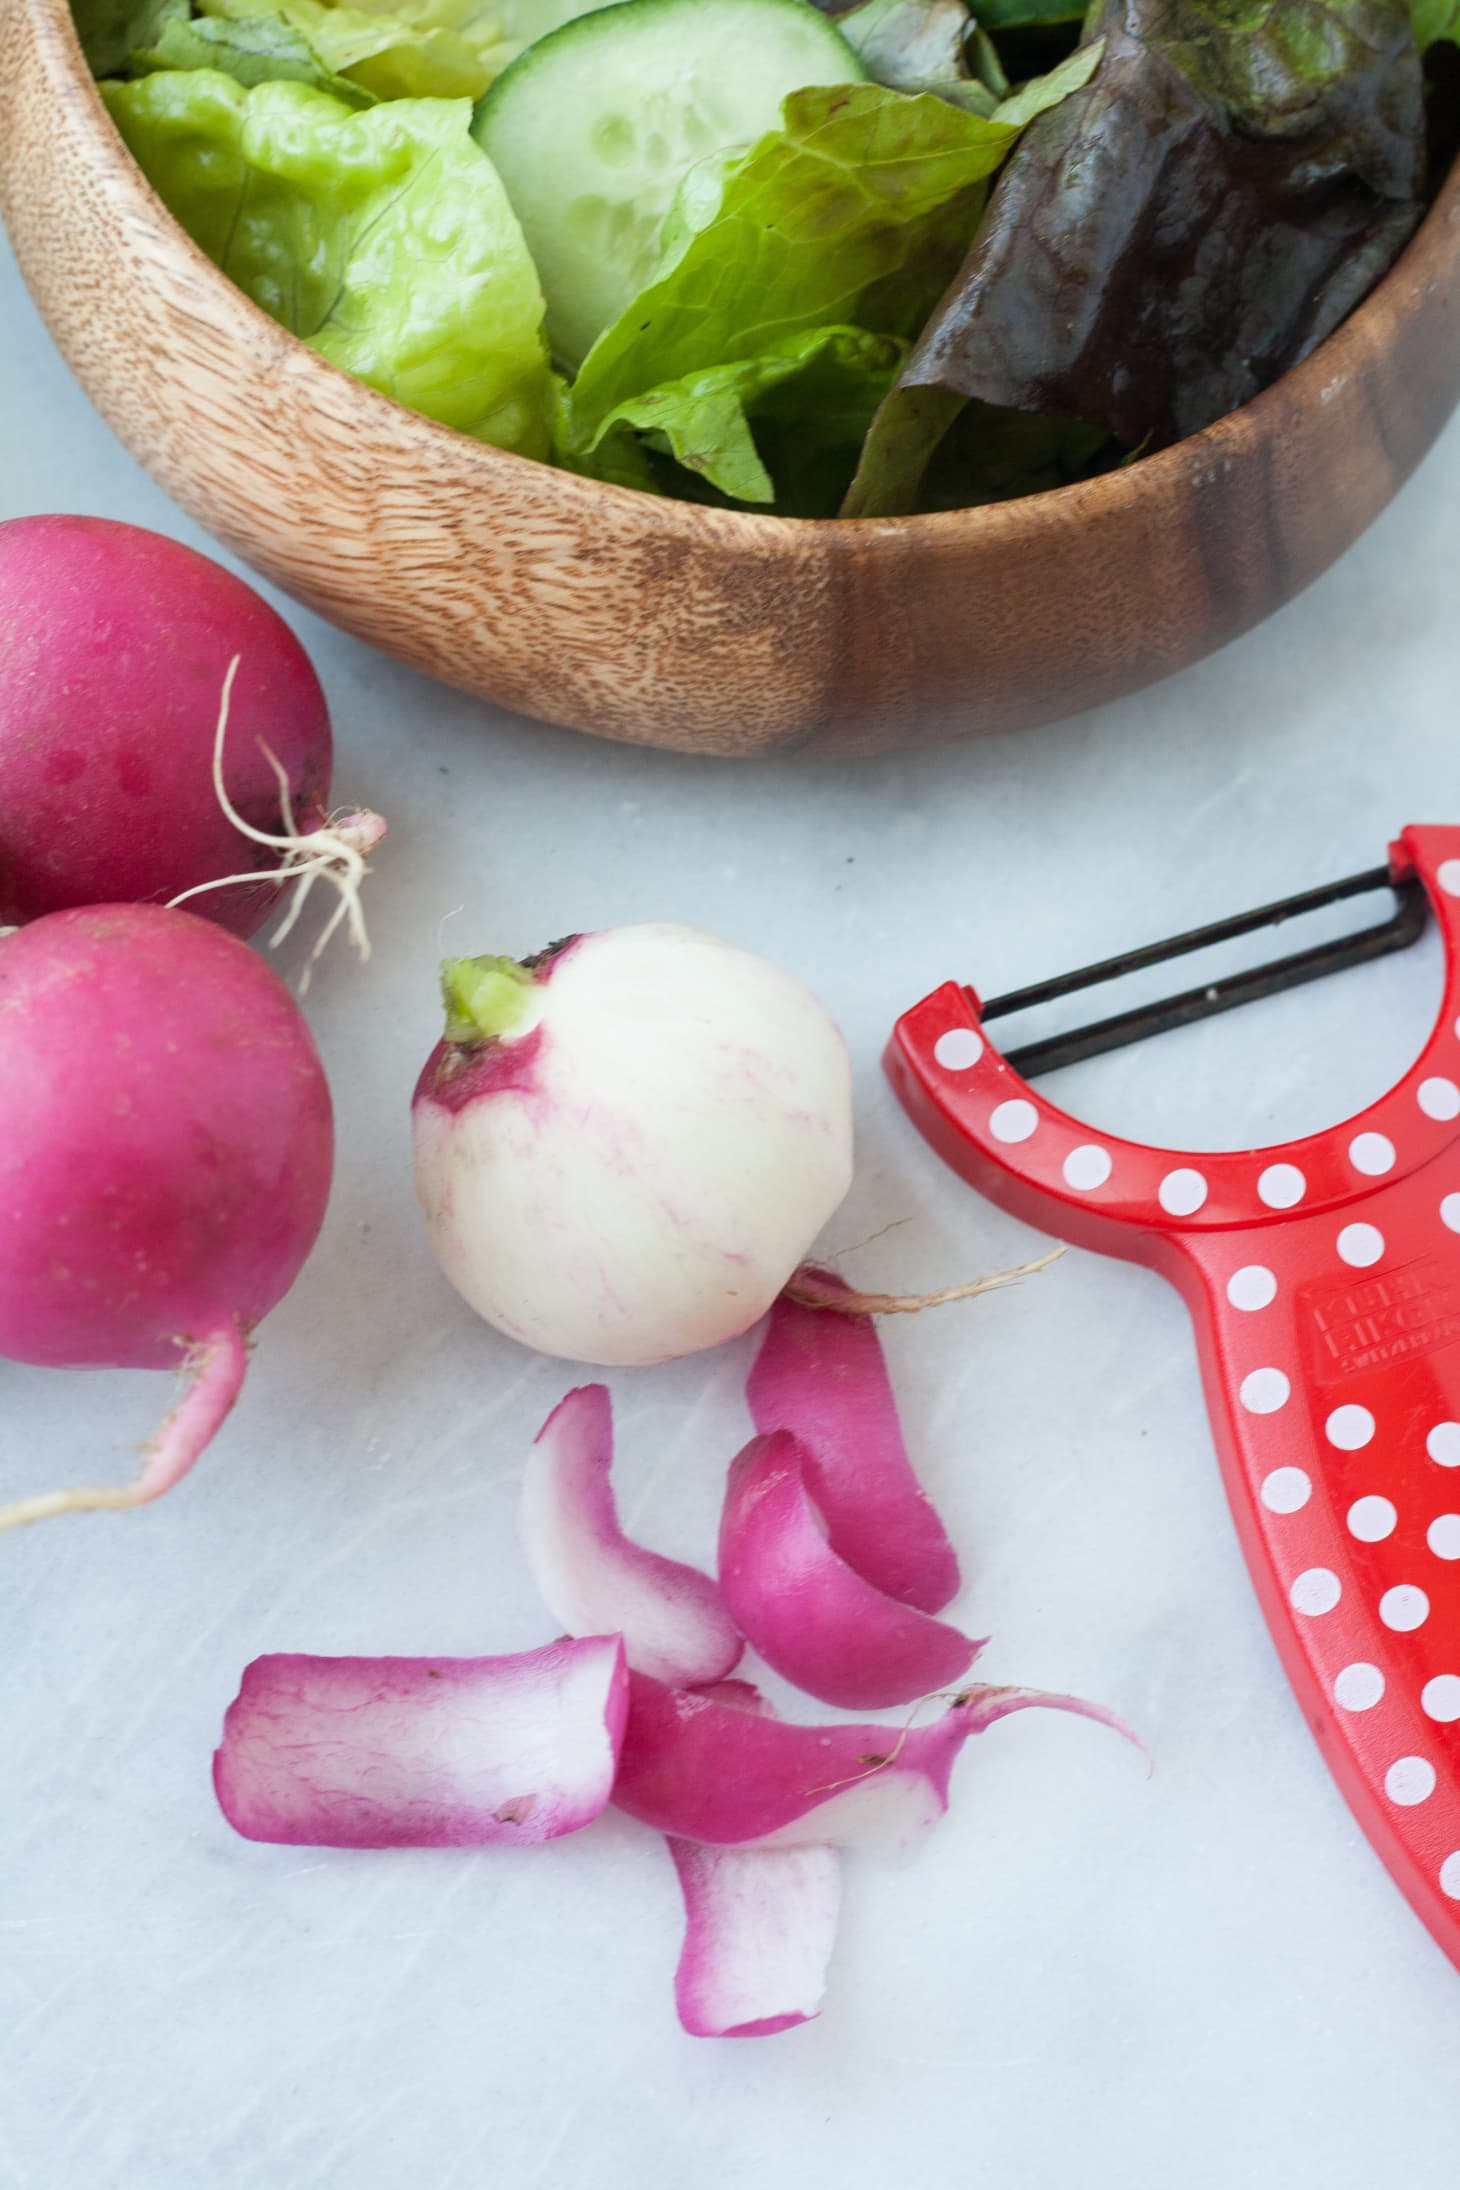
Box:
474 0 864 368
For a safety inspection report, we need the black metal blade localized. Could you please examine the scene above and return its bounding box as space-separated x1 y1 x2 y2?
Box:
981 866 1429 1080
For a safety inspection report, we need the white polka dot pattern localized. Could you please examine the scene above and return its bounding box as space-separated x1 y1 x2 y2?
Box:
1380 1585 1430 1632
1291 1569 1341 1616
1423 1675 1460 1723
1261 1468 1311 1515
990 1099 1037 1145
934 1028 983 1072
1386 1757 1436 1806
1333 1663 1385 1711
1240 1368 1290 1415
1062 1144 1111 1191
1427 1515 1460 1560
1419 1076 1460 1121
1158 1167 1207 1216
1346 1496 1396 1543
1439 859 1460 897
909 867 1460 1937
1428 1423 1460 1468
1337 1223 1384 1267
1227 1265 1276 1311
1326 1405 1375 1451
1258 1163 1305 1209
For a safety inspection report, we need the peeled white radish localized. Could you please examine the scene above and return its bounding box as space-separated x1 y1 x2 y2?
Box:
412 924 854 1365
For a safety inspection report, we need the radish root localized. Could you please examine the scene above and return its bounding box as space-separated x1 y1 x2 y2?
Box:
786 1245 1064 1317
802 1696 936 1797
0 1325 249 1532
167 657 386 985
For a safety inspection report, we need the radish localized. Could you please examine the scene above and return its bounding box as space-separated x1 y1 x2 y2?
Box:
0 515 381 943
0 905 333 1530
411 924 854 1365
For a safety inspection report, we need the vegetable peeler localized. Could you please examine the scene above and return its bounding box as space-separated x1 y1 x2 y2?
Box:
886 825 1460 1967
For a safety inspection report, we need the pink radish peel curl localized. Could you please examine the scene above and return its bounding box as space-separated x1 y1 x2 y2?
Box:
521 1385 742 1687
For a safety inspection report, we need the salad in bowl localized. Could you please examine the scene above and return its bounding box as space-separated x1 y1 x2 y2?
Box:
81 0 1460 518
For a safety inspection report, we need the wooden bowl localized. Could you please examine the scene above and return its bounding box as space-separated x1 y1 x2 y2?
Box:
4 0 1459 758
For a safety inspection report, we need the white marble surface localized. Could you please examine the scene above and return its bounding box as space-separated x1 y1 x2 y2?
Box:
4 220 1460 2190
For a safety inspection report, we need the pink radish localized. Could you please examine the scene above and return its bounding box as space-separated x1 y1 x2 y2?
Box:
215 1638 630 1848
0 515 378 940
522 1386 743 1688
748 1270 962 1613
718 1431 983 1710
0 905 332 1529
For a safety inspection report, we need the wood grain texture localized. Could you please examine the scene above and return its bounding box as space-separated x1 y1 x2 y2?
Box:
2 0 1458 758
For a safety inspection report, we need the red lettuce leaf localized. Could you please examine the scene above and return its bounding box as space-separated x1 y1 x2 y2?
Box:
845 0 1427 513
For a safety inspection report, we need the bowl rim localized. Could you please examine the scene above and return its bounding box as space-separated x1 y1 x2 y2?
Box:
27 0 1460 561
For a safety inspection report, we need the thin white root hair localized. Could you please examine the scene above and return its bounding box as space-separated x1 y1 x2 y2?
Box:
786 1244 1065 1316
166 656 387 986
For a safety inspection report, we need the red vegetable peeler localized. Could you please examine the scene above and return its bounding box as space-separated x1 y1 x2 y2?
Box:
887 825 1460 1967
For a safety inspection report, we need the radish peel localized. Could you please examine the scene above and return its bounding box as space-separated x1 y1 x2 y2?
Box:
522 1385 743 1687
718 1431 983 1709
663 1678 841 2038
747 1273 961 1614
668 1837 840 2039
613 1671 1140 1854
214 1638 629 1847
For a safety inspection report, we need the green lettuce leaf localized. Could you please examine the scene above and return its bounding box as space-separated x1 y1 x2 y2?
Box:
559 83 1031 504
72 0 186 78
102 73 552 453
836 0 990 98
1411 1 1460 43
990 31 1101 116
848 0 1426 512
571 325 905 505
131 13 378 103
197 0 515 98
192 0 616 98
830 0 1091 114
